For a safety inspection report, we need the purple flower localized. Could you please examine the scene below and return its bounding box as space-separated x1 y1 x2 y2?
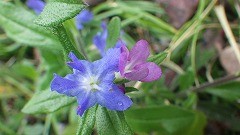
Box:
93 22 108 56
26 0 46 15
50 48 132 116
93 22 124 56
75 10 93 30
119 40 162 82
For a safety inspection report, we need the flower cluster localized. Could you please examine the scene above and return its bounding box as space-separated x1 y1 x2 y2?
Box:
51 40 162 116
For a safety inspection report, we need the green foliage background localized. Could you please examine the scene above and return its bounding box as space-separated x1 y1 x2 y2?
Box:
0 0 239 135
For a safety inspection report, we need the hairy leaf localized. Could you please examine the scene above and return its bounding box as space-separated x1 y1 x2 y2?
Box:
147 52 168 65
0 1 60 49
22 90 75 114
96 106 133 135
76 105 97 135
35 0 86 26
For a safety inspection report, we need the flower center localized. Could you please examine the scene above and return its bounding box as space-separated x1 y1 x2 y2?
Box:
124 61 134 73
82 76 100 91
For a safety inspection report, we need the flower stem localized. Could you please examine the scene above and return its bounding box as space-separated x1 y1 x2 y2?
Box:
191 28 200 86
52 24 85 60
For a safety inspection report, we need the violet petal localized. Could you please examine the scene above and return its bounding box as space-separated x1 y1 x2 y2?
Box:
119 43 129 76
129 40 150 66
125 67 149 81
138 62 162 82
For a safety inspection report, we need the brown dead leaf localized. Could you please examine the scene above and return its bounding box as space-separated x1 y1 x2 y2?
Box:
219 46 240 74
156 0 199 28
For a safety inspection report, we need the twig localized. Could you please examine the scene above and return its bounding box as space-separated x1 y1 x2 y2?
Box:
178 73 240 97
214 5 240 64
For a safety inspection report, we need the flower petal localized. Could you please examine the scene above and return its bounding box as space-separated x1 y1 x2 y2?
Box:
76 10 93 23
119 42 129 76
26 0 45 14
129 40 150 66
124 67 149 81
138 62 162 82
67 60 90 74
93 33 106 56
96 85 132 111
76 92 97 116
50 74 82 97
67 52 92 74
75 10 93 30
93 48 120 77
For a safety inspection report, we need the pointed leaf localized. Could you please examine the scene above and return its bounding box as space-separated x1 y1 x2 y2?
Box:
76 105 97 135
22 90 75 114
206 81 240 102
35 0 86 26
106 17 121 50
96 106 133 135
147 52 168 65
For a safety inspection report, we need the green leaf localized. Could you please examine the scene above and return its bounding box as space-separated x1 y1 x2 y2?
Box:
0 1 60 49
106 17 121 50
22 90 75 114
52 25 85 60
205 81 240 102
199 102 240 131
11 60 38 81
96 106 133 135
124 105 206 135
178 68 194 90
147 52 168 65
35 0 86 26
185 111 206 135
125 87 138 93
76 105 97 135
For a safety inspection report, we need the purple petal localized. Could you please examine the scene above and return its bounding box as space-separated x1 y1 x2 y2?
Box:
93 48 120 77
50 74 82 97
96 85 132 111
75 10 93 30
67 61 88 74
101 22 107 30
93 22 108 56
76 23 84 30
67 53 91 74
76 92 97 116
138 62 162 82
76 10 93 23
119 42 129 76
26 0 45 15
129 40 150 66
68 52 79 62
93 33 106 56
124 67 149 81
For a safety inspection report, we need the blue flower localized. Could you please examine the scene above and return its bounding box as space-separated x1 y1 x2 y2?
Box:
26 0 46 15
75 10 94 30
93 22 124 56
50 48 132 116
